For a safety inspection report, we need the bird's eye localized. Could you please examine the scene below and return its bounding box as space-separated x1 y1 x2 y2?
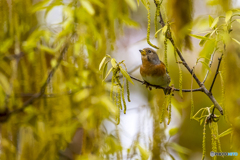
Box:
148 50 151 53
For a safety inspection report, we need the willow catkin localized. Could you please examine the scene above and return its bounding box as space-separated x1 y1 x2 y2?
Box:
147 0 159 49
201 117 207 160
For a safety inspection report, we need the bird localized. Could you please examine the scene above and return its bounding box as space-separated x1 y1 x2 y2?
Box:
139 48 171 94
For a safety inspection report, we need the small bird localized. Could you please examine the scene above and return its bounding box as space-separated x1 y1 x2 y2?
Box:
139 48 171 94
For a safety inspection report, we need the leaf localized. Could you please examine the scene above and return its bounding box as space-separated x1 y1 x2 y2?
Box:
209 15 214 27
125 0 137 11
162 25 168 35
119 66 134 85
81 0 95 15
102 62 108 79
104 67 113 81
189 34 210 40
236 19 240 24
73 89 90 102
99 56 107 70
136 143 150 160
0 73 10 93
225 11 232 23
111 58 117 68
199 61 211 72
232 38 240 45
154 28 163 37
140 0 148 9
169 127 179 137
211 17 219 29
218 128 233 138
199 33 211 46
31 0 50 13
137 0 139 6
168 142 191 154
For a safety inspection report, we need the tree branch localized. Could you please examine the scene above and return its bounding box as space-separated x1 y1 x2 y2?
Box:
129 75 203 92
155 7 223 115
209 54 223 93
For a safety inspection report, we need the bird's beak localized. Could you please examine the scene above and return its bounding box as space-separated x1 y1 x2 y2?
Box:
139 50 146 56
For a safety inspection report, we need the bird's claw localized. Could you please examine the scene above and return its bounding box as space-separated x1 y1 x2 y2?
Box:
142 81 152 90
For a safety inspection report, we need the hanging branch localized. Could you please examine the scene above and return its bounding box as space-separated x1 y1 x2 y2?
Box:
0 44 69 122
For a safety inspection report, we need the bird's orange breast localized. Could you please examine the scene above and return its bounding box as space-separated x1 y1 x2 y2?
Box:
140 58 166 78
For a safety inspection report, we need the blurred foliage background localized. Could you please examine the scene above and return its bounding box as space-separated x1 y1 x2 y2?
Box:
0 0 240 160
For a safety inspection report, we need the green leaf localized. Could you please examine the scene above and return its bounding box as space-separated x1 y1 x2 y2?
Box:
99 56 107 70
236 19 240 24
102 62 108 79
81 0 95 15
169 127 179 137
218 128 233 138
209 15 214 27
140 0 148 9
211 17 219 29
154 28 163 37
168 142 191 154
189 34 210 40
73 89 90 102
136 143 150 160
232 38 240 45
137 0 139 6
199 33 211 46
31 0 50 13
0 73 10 94
225 11 232 23
111 58 117 68
199 61 211 72
125 0 137 11
162 25 168 35
104 67 113 81
119 66 134 85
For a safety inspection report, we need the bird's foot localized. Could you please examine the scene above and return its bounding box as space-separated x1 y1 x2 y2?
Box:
165 85 174 96
142 81 152 91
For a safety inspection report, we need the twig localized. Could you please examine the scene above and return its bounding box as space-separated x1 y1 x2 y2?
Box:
0 44 69 122
129 75 203 92
203 48 217 84
209 54 223 93
153 0 165 27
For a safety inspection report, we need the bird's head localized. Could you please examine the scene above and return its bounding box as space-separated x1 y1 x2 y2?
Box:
139 48 160 65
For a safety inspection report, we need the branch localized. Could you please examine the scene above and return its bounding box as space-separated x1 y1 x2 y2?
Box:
209 54 223 93
0 44 69 122
129 75 203 92
156 8 223 115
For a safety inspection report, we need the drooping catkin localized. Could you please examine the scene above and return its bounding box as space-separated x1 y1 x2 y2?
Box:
178 63 183 98
122 63 131 102
121 76 127 114
147 0 159 49
201 117 207 160
164 37 168 71
154 0 160 37
167 93 173 125
219 71 226 120
118 85 122 110
160 96 167 123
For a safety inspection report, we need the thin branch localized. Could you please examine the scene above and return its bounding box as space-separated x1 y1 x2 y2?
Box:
153 0 165 27
129 75 203 92
202 48 217 84
209 54 223 93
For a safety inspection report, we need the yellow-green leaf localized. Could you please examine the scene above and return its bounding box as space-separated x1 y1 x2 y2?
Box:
99 56 107 70
154 28 163 37
236 19 240 24
169 127 179 137
125 0 137 11
225 11 232 23
189 34 210 40
81 0 95 15
140 0 148 9
104 67 113 81
199 33 211 46
232 38 240 45
111 58 117 68
119 66 134 85
209 15 214 27
200 61 211 72
218 128 233 138
73 89 90 102
211 17 219 29
136 143 150 160
102 62 108 79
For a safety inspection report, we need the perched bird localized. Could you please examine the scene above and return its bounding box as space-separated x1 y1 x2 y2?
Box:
139 48 171 94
